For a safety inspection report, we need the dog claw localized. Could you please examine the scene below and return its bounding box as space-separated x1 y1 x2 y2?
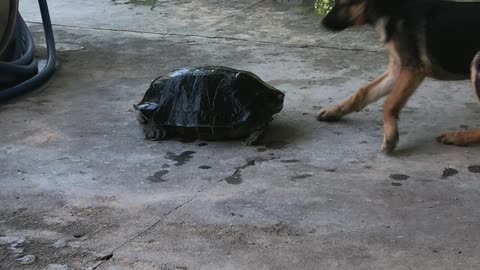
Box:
437 132 467 146
436 134 451 145
381 142 396 154
317 109 342 122
382 132 399 154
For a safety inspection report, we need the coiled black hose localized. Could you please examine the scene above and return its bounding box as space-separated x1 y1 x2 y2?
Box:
0 0 56 101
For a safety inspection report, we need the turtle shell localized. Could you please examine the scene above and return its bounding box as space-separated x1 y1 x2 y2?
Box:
135 66 285 129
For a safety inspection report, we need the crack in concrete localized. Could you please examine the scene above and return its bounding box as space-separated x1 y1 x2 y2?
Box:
87 185 208 270
81 159 256 269
25 21 382 53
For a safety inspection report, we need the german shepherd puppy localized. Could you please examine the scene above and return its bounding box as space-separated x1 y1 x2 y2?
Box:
318 0 480 153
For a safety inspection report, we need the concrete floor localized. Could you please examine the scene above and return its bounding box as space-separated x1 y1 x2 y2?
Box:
1 0 480 269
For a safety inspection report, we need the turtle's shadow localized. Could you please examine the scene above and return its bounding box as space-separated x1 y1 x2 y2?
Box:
171 116 303 147
261 118 303 149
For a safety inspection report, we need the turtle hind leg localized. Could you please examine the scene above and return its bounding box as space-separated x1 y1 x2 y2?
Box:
244 128 266 146
143 123 168 141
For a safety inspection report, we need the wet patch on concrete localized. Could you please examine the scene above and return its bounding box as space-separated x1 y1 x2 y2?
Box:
442 168 458 178
73 233 85 238
166 151 196 166
291 173 313 181
281 159 300 163
468 165 480 173
389 174 410 181
147 170 169 183
245 160 257 167
226 172 243 185
96 253 114 261
224 158 259 185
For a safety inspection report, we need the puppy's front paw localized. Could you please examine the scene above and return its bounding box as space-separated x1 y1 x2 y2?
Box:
382 131 399 154
317 108 342 122
437 132 467 146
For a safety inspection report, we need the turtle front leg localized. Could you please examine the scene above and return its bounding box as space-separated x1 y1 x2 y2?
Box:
143 122 168 141
244 128 266 146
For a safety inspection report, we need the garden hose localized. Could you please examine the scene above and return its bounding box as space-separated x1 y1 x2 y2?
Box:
0 0 56 101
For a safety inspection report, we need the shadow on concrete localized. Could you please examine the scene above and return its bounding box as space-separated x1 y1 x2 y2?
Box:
262 117 303 149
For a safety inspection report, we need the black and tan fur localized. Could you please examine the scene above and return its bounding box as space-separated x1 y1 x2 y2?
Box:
318 0 480 153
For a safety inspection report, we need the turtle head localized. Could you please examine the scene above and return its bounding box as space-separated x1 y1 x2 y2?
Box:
265 90 285 114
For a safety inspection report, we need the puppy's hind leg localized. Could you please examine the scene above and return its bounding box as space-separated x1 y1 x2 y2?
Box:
317 70 397 122
437 52 480 146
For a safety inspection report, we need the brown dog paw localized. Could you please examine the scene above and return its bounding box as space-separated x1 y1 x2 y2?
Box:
382 132 399 154
317 108 342 122
436 132 467 146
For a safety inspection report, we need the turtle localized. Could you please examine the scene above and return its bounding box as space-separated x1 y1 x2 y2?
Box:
134 66 285 145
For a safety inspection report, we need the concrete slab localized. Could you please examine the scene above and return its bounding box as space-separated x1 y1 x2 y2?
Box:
1 0 480 269
19 0 381 51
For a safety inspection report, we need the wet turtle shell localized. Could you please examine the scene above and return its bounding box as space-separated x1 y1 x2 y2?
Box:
134 66 285 144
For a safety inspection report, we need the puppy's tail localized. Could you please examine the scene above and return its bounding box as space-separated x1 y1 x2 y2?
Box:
472 51 480 99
